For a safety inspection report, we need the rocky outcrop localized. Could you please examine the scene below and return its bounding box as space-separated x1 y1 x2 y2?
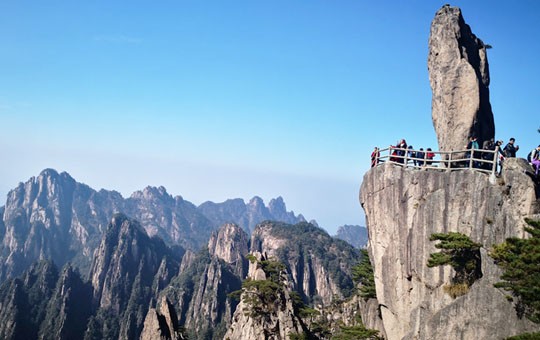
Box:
224 252 306 340
318 295 386 339
360 159 540 339
208 223 249 277
141 296 184 340
334 224 368 249
87 214 182 340
126 186 215 249
251 221 359 305
162 224 246 339
0 169 93 281
428 5 494 152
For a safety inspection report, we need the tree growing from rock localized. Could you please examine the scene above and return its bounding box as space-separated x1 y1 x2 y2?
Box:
490 218 540 323
427 232 483 297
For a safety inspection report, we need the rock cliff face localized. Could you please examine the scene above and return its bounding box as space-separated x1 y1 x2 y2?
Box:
251 221 359 305
224 252 306 340
160 224 248 339
428 5 494 151
88 214 182 340
0 261 92 340
140 296 184 340
208 223 249 277
360 159 540 339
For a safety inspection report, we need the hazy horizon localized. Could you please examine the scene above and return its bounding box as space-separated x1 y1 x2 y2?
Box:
2 1 539 234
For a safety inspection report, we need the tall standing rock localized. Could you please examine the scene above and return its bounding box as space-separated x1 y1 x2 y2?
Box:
428 5 494 152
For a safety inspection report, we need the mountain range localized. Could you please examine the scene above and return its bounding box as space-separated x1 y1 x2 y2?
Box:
0 169 364 339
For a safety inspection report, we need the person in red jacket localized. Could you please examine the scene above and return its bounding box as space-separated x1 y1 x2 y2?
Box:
426 148 435 166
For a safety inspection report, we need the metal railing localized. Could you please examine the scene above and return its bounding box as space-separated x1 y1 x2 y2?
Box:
371 146 501 176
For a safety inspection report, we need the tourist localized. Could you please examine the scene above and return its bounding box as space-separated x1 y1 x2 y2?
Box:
371 147 380 167
408 145 417 166
426 148 435 166
397 139 408 164
503 138 519 158
481 139 495 170
466 136 480 168
417 148 425 166
531 145 540 176
495 140 505 175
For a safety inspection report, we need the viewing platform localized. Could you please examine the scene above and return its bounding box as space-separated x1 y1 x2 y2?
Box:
372 146 500 176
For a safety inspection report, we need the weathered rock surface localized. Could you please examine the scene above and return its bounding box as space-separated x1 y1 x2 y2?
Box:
141 296 184 340
208 223 249 277
161 224 248 339
318 295 386 339
360 159 540 339
251 221 359 305
224 252 306 340
88 214 182 340
428 5 494 152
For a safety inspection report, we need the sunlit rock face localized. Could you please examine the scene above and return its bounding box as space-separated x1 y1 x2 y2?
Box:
361 157 539 339
428 5 494 152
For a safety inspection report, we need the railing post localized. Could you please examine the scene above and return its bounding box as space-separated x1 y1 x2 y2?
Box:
469 148 474 169
404 148 408 167
447 152 452 172
492 146 498 176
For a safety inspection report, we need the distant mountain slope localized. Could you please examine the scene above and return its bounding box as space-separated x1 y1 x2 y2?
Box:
0 168 309 282
334 225 368 249
198 196 305 234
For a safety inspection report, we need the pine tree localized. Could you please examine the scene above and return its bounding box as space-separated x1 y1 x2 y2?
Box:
491 218 540 323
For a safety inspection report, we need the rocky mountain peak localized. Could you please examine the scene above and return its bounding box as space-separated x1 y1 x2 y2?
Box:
268 196 285 210
131 185 173 203
208 223 249 277
428 5 494 152
88 214 181 339
248 196 265 208
224 251 306 339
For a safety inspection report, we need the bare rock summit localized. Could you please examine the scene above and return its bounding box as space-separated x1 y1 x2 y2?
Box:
428 4 495 152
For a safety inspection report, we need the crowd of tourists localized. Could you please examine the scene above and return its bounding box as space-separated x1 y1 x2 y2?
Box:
370 139 435 168
370 137 540 177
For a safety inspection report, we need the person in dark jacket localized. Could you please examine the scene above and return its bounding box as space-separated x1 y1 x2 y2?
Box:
503 138 519 158
371 147 380 167
416 148 425 166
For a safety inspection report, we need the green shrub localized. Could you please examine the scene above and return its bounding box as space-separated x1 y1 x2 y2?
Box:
427 232 482 291
491 219 540 323
331 320 382 340
505 331 540 340
352 249 376 299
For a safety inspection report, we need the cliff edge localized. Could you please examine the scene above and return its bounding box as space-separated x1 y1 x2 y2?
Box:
360 159 540 339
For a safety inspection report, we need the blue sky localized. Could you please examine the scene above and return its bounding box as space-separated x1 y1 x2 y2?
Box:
1 1 539 234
